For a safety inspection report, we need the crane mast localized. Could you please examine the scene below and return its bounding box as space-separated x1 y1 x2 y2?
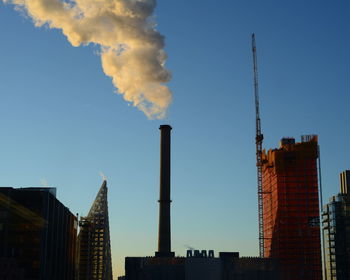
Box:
252 33 264 257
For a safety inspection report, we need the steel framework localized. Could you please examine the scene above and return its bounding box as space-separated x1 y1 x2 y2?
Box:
78 180 113 280
261 136 322 279
252 33 265 257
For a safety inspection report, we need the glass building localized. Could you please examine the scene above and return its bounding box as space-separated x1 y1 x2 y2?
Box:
0 187 77 280
322 170 350 280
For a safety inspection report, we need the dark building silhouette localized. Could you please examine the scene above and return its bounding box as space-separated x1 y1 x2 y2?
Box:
77 180 113 280
261 135 322 279
0 187 77 280
323 170 350 280
125 251 278 280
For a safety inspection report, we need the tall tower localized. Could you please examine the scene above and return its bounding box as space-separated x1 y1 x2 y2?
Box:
156 124 175 257
251 33 265 257
262 136 322 280
78 180 113 280
322 170 350 280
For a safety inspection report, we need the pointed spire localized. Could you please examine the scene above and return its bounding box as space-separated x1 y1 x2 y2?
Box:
87 179 108 218
78 179 113 280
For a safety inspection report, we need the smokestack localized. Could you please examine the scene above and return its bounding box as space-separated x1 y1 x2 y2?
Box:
155 125 175 257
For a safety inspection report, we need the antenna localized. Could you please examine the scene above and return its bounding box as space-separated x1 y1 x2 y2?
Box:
252 33 265 257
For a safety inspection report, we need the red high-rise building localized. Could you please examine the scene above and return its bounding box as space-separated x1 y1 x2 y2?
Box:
261 135 322 280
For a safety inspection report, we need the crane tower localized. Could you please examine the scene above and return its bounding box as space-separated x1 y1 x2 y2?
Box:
252 33 264 257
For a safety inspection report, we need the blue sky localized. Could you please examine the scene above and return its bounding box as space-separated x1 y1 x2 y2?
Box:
1 0 350 277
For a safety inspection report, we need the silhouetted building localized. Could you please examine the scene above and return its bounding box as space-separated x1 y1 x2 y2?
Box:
124 251 278 280
185 251 221 280
323 170 350 280
0 187 77 280
125 256 185 280
261 135 322 279
77 180 113 280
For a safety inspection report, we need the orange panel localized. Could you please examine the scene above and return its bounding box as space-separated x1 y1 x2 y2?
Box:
262 137 322 280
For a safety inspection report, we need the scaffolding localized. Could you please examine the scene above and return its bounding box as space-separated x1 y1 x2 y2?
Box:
77 180 113 280
261 136 322 280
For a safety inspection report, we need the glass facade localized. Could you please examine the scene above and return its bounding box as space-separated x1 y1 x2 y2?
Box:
0 187 77 280
323 193 350 280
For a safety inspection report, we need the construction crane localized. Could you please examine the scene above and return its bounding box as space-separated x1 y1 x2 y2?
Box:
252 33 264 258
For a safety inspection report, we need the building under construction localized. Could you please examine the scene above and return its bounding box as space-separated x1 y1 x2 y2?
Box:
261 136 322 279
77 180 113 280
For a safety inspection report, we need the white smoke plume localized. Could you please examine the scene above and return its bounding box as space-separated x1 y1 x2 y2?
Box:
40 178 49 186
3 0 172 119
99 171 107 181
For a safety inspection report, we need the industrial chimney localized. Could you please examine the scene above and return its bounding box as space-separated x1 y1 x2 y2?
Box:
155 125 175 257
